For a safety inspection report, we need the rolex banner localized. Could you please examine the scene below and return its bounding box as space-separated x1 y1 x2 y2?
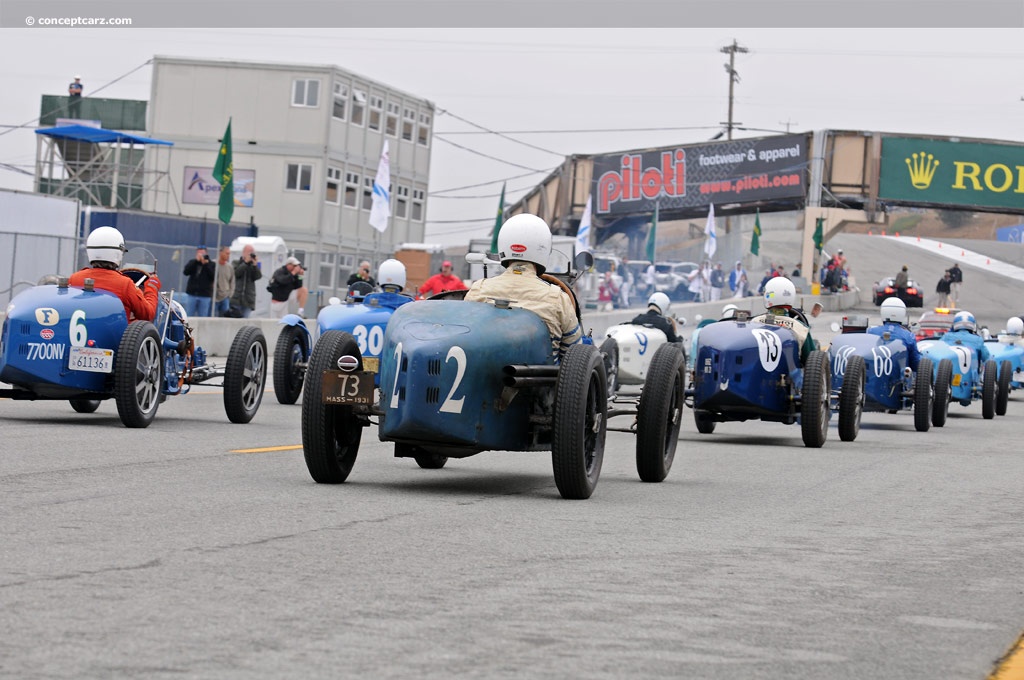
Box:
592 134 808 216
879 137 1024 212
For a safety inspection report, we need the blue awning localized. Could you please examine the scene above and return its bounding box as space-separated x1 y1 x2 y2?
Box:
35 124 173 146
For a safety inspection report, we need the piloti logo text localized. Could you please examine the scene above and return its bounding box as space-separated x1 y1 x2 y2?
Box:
597 150 686 212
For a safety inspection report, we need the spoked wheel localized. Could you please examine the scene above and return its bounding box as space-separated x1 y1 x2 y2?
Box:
301 331 365 483
551 344 607 500
69 399 101 414
273 324 308 404
114 321 163 428
598 336 619 398
913 357 933 432
838 354 865 442
982 359 997 420
996 359 1012 416
224 326 268 424
932 359 952 427
636 344 685 482
800 350 830 448
397 443 449 470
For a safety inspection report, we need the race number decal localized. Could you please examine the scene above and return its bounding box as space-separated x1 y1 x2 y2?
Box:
388 342 404 409
833 345 856 376
752 329 782 372
352 324 385 357
438 346 467 414
950 345 972 374
633 332 649 355
69 310 88 347
871 346 894 378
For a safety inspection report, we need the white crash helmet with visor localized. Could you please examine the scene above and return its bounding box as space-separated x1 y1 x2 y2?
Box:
952 311 977 333
1006 317 1024 337
763 277 796 309
497 214 552 275
86 226 128 268
880 297 908 325
647 292 671 315
377 258 407 292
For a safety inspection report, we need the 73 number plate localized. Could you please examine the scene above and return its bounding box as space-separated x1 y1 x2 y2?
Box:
321 370 375 405
68 346 114 373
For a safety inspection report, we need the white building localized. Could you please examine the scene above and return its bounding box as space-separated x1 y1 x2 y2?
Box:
144 55 434 300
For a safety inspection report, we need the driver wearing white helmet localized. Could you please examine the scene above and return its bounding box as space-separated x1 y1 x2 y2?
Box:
465 214 582 362
998 316 1024 345
69 226 161 321
630 292 679 342
752 276 816 362
868 297 921 370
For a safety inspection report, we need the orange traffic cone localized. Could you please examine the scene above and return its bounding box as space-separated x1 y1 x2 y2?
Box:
987 259 991 265
895 232 900 237
961 250 965 256
868 230 873 236
882 230 887 236
938 242 942 248
917 236 921 242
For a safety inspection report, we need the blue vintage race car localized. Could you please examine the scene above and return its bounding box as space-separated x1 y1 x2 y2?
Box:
984 336 1024 409
272 283 413 404
827 315 935 438
300 255 686 499
918 337 1005 420
0 250 267 428
689 310 838 447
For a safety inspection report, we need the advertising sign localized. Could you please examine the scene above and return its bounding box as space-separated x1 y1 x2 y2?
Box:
879 137 1024 212
183 166 255 207
592 134 808 216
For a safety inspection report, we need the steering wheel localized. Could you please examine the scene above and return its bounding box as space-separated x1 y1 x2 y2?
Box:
121 268 150 288
541 273 583 324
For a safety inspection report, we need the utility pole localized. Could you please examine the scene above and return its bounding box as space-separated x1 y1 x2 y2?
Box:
720 39 749 140
779 119 798 133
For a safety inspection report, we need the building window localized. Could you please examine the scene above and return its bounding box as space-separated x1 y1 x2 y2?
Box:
318 251 336 289
411 188 425 221
338 254 356 290
385 102 400 137
344 171 360 207
326 166 342 204
417 112 431 147
351 89 366 127
286 163 313 192
332 82 348 120
362 176 374 211
395 184 409 219
292 79 320 108
368 95 384 132
402 108 416 142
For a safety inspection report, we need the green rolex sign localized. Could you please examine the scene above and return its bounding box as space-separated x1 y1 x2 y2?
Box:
879 137 1024 212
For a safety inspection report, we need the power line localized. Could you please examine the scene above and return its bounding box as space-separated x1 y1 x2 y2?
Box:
432 135 554 173
434 124 722 136
436 109 565 156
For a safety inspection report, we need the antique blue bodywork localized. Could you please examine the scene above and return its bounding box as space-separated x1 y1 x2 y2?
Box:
919 338 982 405
829 332 910 412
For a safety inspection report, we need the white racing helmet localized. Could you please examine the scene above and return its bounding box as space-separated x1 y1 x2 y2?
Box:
763 277 796 309
497 213 552 274
880 297 908 325
377 258 406 292
952 311 977 333
1006 317 1024 337
647 292 671 315
86 226 127 267
721 303 738 319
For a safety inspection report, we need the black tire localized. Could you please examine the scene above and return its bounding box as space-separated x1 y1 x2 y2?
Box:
933 359 952 427
69 399 101 414
113 321 163 429
599 336 619 397
273 324 308 405
996 359 1012 416
694 410 716 434
301 331 364 483
636 344 685 483
551 344 607 500
982 359 997 420
224 326 268 424
913 357 933 432
838 354 865 442
395 443 449 469
800 350 830 448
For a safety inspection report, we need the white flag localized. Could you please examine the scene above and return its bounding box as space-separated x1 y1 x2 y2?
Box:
576 194 592 255
704 203 717 258
369 140 391 233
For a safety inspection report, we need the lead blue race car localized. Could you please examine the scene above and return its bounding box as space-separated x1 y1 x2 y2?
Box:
299 251 687 499
918 331 1005 420
983 317 1024 406
0 249 268 428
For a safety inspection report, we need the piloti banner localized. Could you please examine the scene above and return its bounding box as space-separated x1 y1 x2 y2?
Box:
592 134 808 216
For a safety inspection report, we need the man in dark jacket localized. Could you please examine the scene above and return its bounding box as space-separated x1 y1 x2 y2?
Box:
630 292 679 343
268 256 309 318
182 246 216 317
230 244 263 318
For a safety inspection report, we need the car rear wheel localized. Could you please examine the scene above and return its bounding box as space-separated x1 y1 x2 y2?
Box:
301 331 365 483
913 357 933 432
636 344 684 483
114 321 162 429
838 354 865 442
982 359 997 420
800 350 830 448
694 410 716 434
932 359 953 427
396 443 449 470
599 336 619 398
224 326 267 424
273 324 308 404
69 399 101 414
996 359 1012 416
551 344 607 500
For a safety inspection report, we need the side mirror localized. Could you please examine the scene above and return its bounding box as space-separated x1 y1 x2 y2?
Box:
574 251 594 271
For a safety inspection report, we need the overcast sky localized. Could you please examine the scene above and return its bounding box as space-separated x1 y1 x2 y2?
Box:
1 28 1022 248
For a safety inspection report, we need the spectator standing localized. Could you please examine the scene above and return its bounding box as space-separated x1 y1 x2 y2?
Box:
67 75 83 118
214 246 235 317
619 258 634 308
230 244 262 318
709 262 725 301
347 260 376 288
729 261 747 298
644 261 657 299
947 262 963 304
757 268 775 295
268 256 309 318
182 246 216 317
893 265 909 295
686 267 703 302
936 271 953 308
417 260 467 298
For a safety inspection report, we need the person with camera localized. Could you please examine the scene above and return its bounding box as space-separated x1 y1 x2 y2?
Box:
229 244 262 318
268 256 309 318
214 246 236 317
182 246 216 317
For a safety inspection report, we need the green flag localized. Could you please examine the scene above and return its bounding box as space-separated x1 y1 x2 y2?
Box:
645 202 658 263
751 209 762 256
813 216 824 252
490 182 505 254
213 119 234 224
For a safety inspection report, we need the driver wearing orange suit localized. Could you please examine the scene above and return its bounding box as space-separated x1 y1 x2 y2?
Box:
69 226 161 321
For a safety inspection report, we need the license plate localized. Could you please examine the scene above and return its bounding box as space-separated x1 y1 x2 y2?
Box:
362 357 380 373
321 370 375 405
68 346 114 373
